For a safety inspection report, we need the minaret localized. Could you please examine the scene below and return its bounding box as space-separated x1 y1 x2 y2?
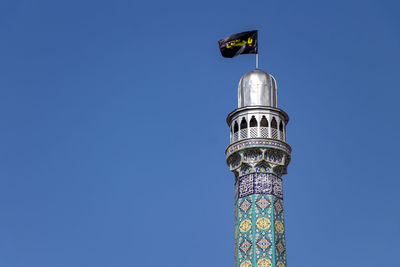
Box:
225 69 291 267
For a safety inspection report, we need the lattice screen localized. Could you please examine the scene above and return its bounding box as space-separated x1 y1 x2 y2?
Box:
260 127 269 138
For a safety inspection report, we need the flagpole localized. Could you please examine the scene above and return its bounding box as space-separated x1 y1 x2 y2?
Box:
256 53 258 69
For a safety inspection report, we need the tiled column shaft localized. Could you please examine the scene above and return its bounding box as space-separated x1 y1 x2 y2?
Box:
226 139 291 267
235 173 287 267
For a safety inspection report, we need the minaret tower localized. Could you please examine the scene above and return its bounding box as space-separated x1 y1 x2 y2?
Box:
225 69 292 267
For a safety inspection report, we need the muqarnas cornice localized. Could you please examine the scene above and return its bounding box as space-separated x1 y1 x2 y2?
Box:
226 139 291 179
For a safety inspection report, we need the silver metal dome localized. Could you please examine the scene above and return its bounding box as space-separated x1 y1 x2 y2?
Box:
238 69 278 108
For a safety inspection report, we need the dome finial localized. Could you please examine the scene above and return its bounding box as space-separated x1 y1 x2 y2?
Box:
238 69 277 108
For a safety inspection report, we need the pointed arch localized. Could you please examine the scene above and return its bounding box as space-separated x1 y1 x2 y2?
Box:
260 116 269 138
234 121 239 133
249 116 258 137
271 117 278 129
240 117 248 139
240 117 248 129
260 116 268 127
250 116 257 127
279 121 285 141
271 117 278 139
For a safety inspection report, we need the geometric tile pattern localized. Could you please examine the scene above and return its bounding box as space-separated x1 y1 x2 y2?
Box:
235 180 287 267
236 195 254 266
274 197 286 267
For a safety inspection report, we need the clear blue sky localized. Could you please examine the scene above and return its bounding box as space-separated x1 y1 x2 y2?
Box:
0 0 399 266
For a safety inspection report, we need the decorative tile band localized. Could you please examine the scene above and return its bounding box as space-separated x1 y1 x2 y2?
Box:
236 194 287 267
236 173 283 200
226 139 291 158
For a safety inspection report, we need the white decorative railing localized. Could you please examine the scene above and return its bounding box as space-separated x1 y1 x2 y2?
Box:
260 127 269 138
271 128 278 139
250 127 258 138
279 131 285 141
230 115 286 143
233 132 239 142
240 129 248 139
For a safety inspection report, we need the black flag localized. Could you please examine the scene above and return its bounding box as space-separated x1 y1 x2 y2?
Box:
218 30 258 58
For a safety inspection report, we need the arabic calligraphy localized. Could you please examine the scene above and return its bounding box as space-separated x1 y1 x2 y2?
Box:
226 37 254 49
